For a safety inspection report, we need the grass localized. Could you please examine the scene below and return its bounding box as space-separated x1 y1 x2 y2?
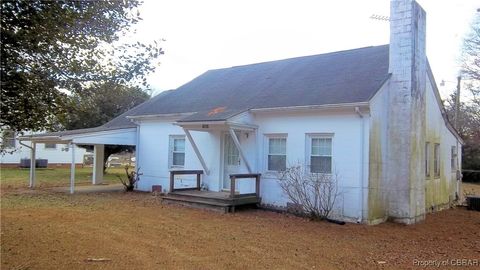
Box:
0 167 125 189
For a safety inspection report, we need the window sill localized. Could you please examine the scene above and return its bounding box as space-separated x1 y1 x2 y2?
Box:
169 166 185 170
264 171 282 177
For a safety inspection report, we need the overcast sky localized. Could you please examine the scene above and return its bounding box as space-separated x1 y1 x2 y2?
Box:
131 0 479 99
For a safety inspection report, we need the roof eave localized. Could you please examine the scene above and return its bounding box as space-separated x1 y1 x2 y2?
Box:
127 112 196 121
249 102 370 113
18 135 68 143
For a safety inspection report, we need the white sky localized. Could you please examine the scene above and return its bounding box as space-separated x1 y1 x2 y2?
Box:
132 0 479 99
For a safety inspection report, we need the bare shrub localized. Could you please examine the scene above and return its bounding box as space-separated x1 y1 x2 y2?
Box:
278 164 341 220
117 166 142 191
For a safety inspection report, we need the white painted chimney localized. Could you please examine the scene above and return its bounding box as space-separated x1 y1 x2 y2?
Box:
385 0 427 223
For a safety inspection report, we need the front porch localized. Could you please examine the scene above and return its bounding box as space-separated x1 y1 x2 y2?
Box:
163 170 261 213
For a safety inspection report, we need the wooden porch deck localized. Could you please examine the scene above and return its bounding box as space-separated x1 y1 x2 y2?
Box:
163 190 261 213
163 170 262 213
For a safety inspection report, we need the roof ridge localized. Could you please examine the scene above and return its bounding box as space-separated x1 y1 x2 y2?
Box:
207 44 390 71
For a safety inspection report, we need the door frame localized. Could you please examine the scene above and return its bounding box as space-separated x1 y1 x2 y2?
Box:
220 131 241 191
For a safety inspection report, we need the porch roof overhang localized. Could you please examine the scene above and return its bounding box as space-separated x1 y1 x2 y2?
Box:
18 127 137 146
63 128 137 145
177 119 257 175
18 136 68 144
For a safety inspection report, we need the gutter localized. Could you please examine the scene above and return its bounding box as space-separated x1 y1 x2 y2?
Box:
250 102 370 113
18 135 62 142
127 112 195 121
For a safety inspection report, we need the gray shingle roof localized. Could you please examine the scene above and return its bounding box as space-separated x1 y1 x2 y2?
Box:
23 45 390 139
130 44 390 121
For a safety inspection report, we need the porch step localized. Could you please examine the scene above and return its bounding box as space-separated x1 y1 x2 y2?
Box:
162 195 232 213
162 190 261 213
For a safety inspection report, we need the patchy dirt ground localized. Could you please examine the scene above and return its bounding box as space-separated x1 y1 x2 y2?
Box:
463 182 480 197
1 186 479 270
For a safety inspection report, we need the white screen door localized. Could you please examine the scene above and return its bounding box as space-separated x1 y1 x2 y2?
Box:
223 133 240 190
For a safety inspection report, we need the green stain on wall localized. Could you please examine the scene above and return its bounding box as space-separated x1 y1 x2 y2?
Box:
368 121 386 221
425 127 454 210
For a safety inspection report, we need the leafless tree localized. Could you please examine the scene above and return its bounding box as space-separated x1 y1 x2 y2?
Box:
462 13 480 104
447 13 480 171
278 164 341 220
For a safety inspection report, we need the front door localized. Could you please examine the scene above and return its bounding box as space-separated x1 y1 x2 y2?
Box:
223 133 240 190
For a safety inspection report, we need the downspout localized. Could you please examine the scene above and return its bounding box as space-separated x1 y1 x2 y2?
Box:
18 140 32 150
136 125 141 187
355 107 365 223
456 140 461 200
129 118 141 189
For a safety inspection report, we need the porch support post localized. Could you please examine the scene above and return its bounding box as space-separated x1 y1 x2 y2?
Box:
228 128 252 173
183 128 210 175
29 142 36 188
92 144 104 185
70 142 76 194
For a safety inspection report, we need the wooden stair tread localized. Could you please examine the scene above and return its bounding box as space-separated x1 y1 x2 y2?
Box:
170 192 258 201
163 195 232 207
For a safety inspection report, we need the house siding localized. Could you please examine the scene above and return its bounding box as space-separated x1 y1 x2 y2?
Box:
424 75 461 211
253 110 366 221
136 120 222 192
366 72 462 224
367 81 390 224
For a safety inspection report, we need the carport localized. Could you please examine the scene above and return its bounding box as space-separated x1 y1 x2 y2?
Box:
19 126 137 194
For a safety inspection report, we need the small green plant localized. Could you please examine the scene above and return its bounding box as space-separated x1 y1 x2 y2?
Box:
117 166 142 191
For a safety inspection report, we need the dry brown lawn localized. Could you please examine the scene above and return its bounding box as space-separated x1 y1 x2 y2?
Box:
1 172 479 270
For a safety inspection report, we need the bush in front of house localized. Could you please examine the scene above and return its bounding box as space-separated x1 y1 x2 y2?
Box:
278 163 341 221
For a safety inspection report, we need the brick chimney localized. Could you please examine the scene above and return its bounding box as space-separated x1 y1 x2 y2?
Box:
385 0 427 223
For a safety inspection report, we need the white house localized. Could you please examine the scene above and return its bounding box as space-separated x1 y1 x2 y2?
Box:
20 0 463 224
1 129 86 168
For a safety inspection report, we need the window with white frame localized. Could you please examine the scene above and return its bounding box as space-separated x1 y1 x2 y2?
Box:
44 143 57 149
434 143 440 178
309 136 332 174
267 136 287 171
451 146 457 171
425 142 430 177
2 130 15 148
169 135 185 168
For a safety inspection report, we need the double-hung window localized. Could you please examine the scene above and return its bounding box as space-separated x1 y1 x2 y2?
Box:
309 136 332 174
267 136 287 171
434 143 440 178
425 142 430 177
451 146 457 171
169 135 185 168
45 143 57 149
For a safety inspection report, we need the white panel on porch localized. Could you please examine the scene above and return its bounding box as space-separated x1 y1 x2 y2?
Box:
64 128 137 145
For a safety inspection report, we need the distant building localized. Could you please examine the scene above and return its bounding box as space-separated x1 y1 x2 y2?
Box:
1 129 86 168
